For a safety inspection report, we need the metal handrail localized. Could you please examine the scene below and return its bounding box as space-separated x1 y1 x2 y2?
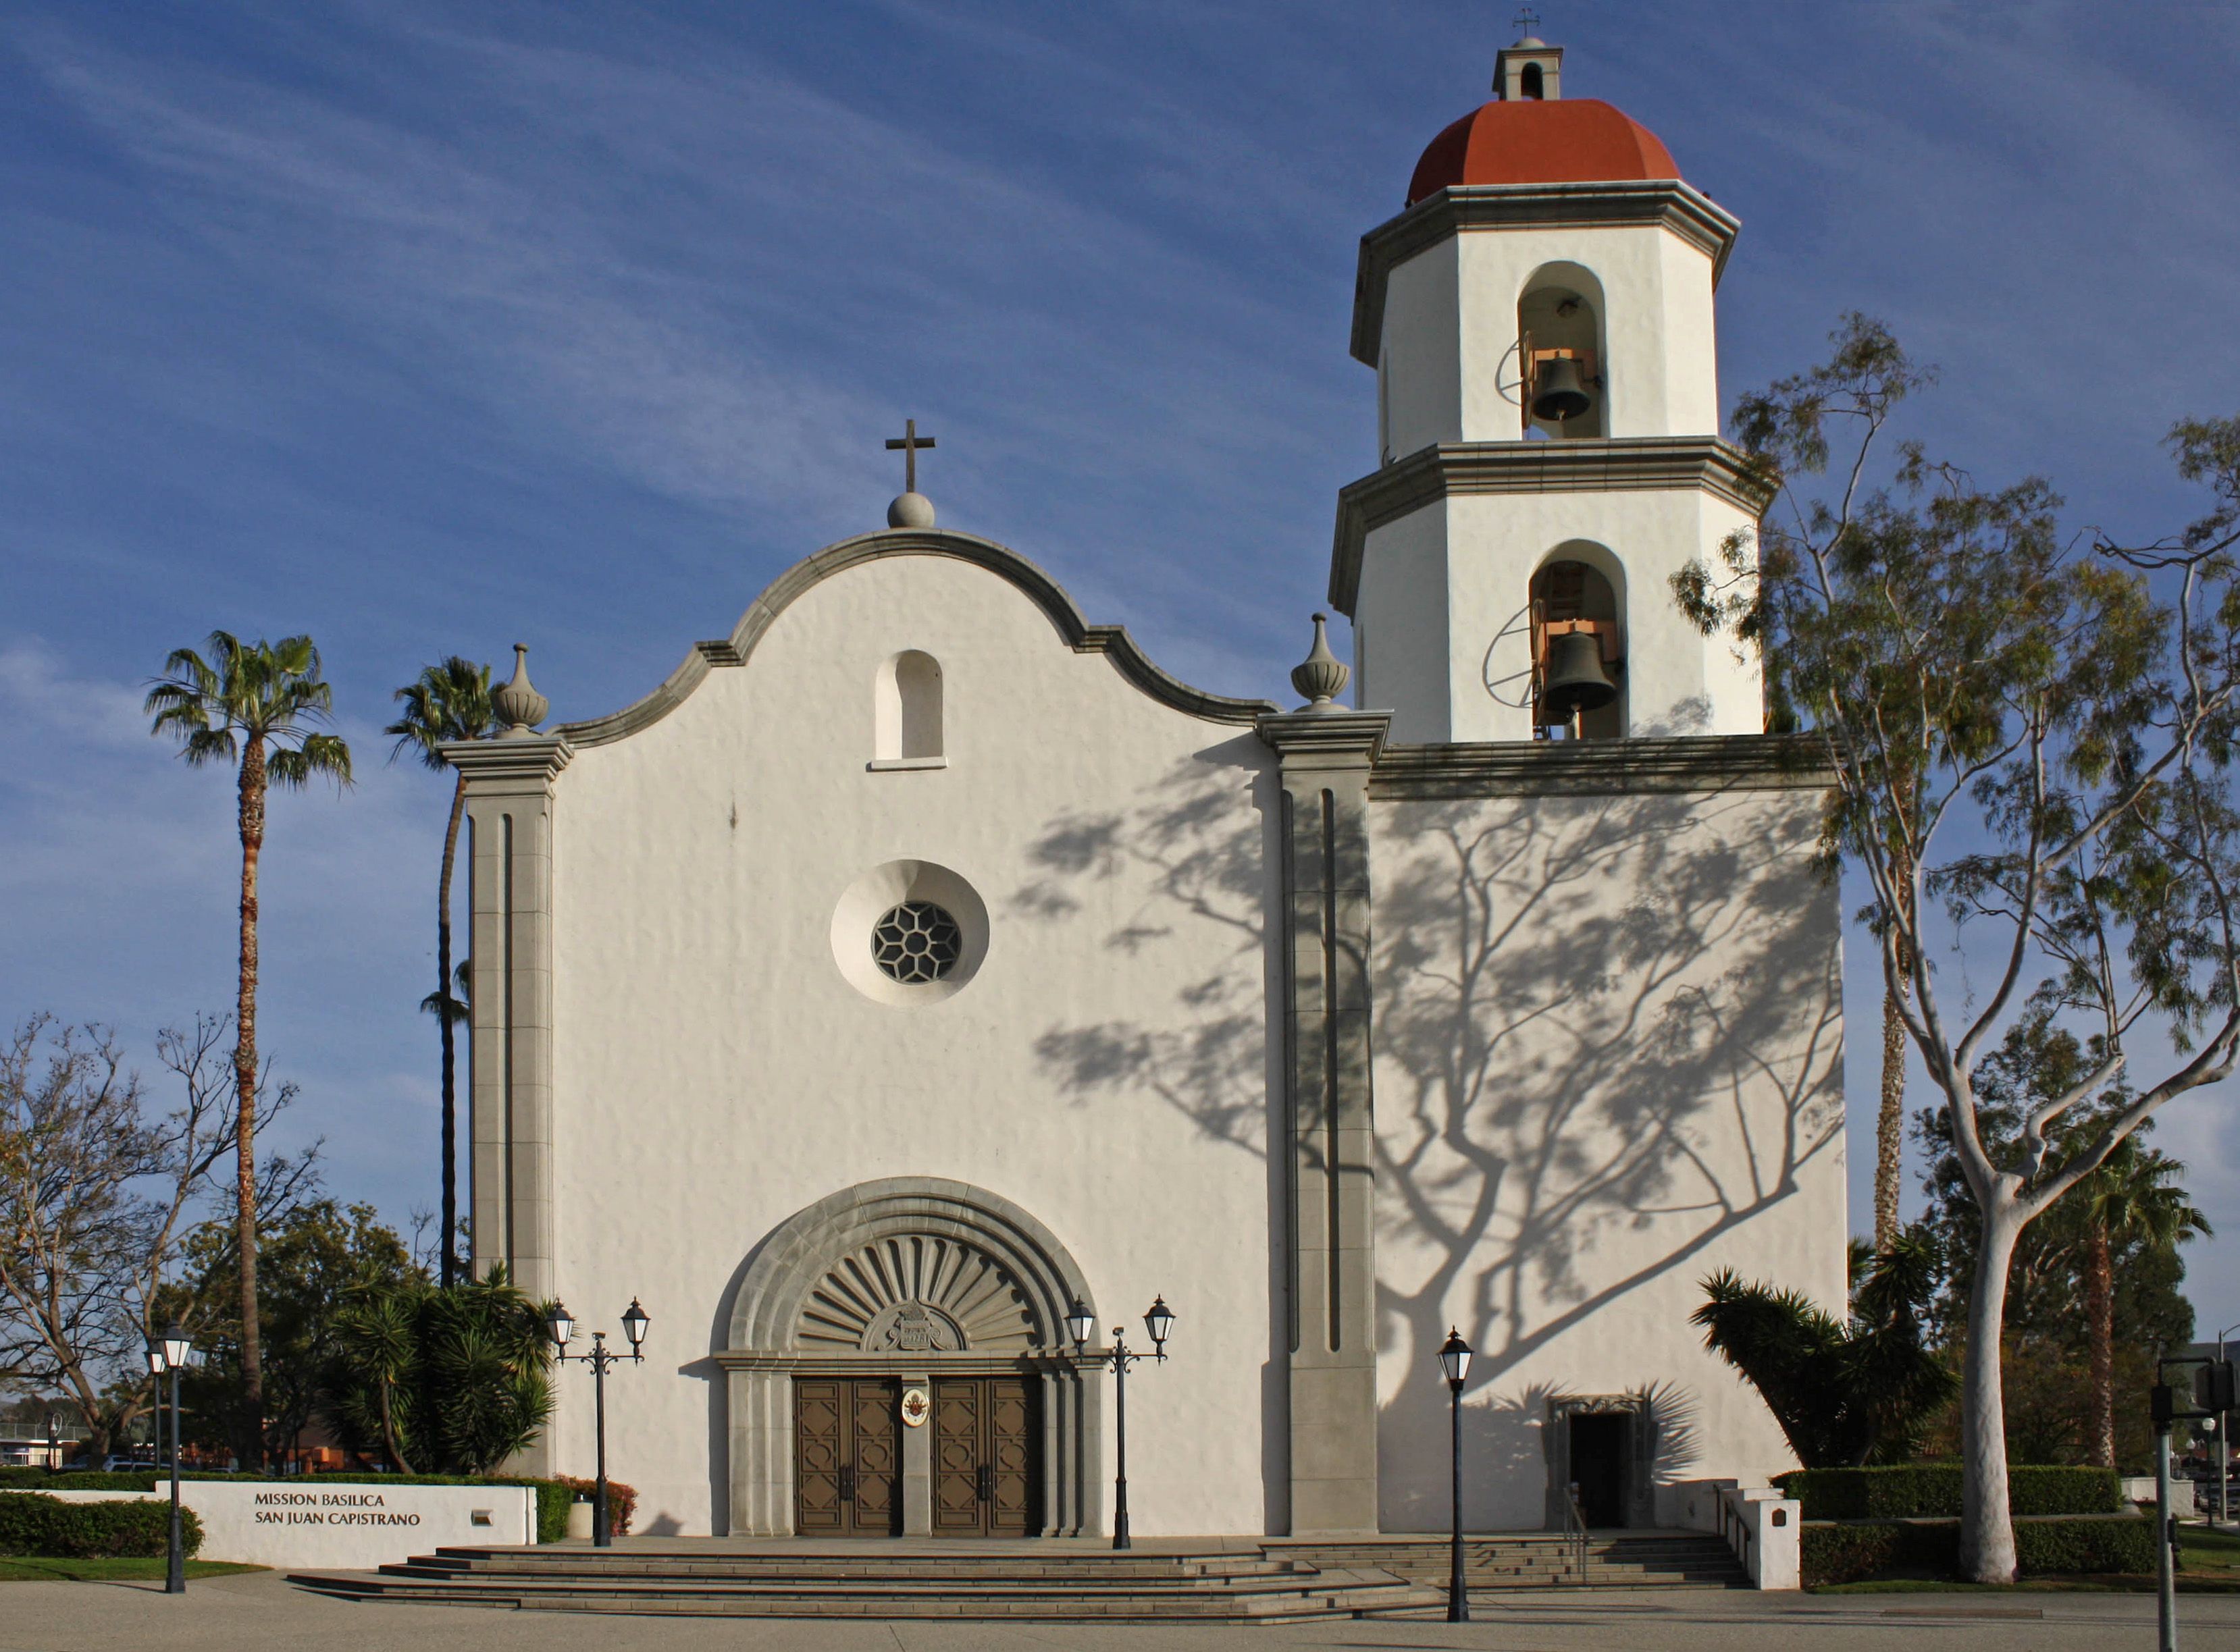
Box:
1562 1483 1589 1584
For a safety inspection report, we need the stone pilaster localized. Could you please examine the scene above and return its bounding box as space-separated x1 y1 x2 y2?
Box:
1257 708 1388 1533
446 734 571 1311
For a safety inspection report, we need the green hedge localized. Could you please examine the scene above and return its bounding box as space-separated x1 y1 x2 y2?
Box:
1776 1464 2122 1520
0 1491 203 1559
0 1469 576 1543
0 1469 163 1492
1801 1514 2159 1587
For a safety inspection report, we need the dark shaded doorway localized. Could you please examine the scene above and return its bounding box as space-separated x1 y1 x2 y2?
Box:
795 1377 902 1535
933 1376 1040 1536
1568 1412 1629 1527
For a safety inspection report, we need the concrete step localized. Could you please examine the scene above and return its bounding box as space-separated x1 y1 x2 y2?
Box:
1267 1533 1749 1591
290 1549 1444 1622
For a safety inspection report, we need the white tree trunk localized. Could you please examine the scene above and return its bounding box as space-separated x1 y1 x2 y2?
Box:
1960 1198 2021 1583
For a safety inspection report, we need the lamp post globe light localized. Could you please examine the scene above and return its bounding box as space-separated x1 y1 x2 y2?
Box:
548 1298 649 1547
144 1323 194 1595
1068 1295 1173 1550
1437 1328 1473 1623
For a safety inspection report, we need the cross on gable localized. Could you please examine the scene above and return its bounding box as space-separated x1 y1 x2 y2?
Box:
885 419 937 494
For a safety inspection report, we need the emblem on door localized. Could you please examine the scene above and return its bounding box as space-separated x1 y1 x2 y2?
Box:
901 1385 931 1427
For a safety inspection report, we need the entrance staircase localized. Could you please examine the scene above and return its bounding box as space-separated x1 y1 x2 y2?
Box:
1268 1531 1749 1591
288 1543 1442 1622
289 1530 1745 1621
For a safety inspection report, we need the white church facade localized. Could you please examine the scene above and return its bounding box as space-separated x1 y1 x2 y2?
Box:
448 36 1846 1540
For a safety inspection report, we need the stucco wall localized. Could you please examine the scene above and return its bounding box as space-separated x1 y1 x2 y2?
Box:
1378 221 1719 449
1356 485 1761 745
1365 782 1846 1530
527 551 1286 1537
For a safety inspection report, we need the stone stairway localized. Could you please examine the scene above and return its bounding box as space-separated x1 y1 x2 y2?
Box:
288 1543 1444 1622
1266 1531 1750 1591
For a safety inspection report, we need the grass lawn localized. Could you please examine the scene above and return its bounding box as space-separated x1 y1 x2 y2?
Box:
0 1557 265 1582
1811 1523 2240 1593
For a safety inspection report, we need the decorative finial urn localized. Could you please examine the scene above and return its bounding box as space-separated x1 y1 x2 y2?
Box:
492 643 550 737
1290 613 1350 712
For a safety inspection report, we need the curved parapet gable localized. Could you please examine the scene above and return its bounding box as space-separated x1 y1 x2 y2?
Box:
555 529 1278 749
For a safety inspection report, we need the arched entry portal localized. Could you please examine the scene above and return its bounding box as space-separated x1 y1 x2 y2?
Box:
719 1177 1100 1537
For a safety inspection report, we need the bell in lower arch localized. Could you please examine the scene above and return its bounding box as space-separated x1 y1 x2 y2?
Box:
1540 630 1618 722
1530 354 1594 423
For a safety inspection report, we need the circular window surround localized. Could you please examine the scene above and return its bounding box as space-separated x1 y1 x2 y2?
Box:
829 859 989 1007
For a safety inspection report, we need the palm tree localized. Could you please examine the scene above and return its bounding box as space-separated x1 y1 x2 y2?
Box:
385 659 498 1289
2076 1140 2211 1468
1693 1232 1956 1467
146 632 350 1468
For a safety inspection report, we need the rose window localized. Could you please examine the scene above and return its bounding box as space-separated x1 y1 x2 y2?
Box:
870 901 963 984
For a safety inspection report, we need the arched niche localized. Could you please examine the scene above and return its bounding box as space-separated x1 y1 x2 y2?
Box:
719 1177 1099 1537
872 649 943 765
1518 262 1608 440
1531 541 1627 740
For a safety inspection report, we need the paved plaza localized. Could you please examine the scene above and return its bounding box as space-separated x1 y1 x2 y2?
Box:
0 1571 2233 1652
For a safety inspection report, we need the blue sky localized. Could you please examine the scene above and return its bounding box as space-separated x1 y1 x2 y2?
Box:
3 1 2236 1340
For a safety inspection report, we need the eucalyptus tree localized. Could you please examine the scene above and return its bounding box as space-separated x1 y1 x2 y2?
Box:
1676 316 2240 1582
386 658 498 1288
146 631 351 1466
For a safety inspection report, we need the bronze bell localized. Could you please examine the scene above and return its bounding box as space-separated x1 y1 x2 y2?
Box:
1539 630 1617 722
1530 354 1593 423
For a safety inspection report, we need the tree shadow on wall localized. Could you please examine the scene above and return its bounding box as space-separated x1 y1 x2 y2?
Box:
1017 751 1841 1518
1016 734 1279 1161
1370 784 1842 1485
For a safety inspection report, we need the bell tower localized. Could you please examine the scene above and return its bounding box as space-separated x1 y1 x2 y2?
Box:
1332 34 1769 744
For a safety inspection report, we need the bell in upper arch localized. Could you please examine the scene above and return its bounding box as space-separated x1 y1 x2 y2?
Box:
1539 629 1617 722
1530 354 1594 424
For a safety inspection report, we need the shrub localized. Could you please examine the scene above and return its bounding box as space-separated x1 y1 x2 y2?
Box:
0 1469 159 1491
1801 1514 2157 1586
552 1476 637 1537
0 1491 203 1558
1777 1464 2121 1519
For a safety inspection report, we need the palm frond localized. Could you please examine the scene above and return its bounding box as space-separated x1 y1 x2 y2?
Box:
386 658 497 770
267 732 353 791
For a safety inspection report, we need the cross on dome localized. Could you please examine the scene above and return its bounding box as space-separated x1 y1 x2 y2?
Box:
885 419 936 494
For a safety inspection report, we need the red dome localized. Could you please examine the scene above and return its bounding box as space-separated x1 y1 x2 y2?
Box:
1407 98 1679 205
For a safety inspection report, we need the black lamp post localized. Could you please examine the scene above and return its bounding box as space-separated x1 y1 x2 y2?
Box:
1437 1328 1473 1622
144 1323 194 1595
547 1299 648 1547
1067 1295 1172 1550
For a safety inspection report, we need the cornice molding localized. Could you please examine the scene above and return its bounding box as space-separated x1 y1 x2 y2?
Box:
1328 436 1773 613
1350 181 1742 366
1255 708 1392 768
1369 733 1831 799
551 529 1278 749
440 735 575 788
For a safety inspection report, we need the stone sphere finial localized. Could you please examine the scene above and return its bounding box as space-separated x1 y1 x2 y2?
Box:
492 643 550 738
1290 612 1351 712
887 491 937 530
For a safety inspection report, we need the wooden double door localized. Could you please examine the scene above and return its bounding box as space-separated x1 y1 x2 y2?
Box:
795 1377 902 1536
932 1377 1039 1537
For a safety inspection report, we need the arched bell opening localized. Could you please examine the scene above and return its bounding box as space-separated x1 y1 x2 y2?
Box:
1518 263 1607 440
1530 548 1625 740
